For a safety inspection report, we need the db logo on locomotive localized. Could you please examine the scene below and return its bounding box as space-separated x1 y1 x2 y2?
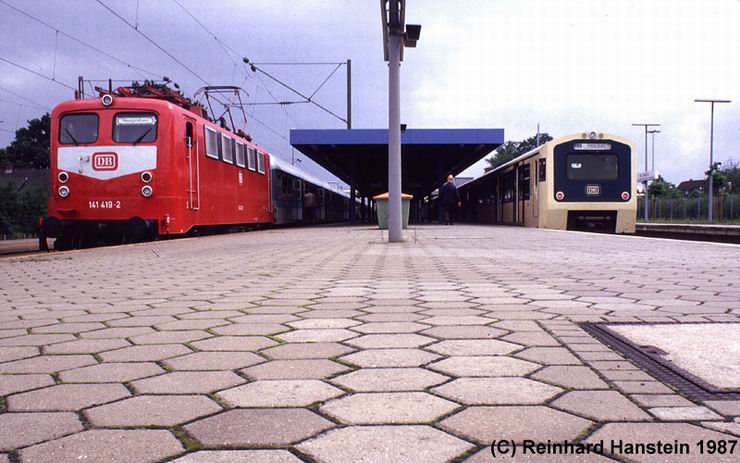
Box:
92 152 118 171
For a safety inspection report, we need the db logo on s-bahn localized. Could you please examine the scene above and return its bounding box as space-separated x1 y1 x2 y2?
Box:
92 152 118 171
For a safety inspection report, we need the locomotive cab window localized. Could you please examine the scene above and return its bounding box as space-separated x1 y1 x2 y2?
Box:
221 135 234 164
59 113 99 144
113 112 157 143
204 127 219 159
567 153 618 180
518 164 531 200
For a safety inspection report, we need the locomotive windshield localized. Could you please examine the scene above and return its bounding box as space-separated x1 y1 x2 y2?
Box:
113 112 157 143
566 153 618 180
59 113 98 144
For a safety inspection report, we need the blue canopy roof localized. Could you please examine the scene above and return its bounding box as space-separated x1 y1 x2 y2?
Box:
290 128 504 197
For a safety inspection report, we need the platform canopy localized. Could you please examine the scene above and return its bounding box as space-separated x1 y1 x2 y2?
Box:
290 128 504 198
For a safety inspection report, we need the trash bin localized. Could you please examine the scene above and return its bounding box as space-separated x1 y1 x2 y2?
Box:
373 192 413 229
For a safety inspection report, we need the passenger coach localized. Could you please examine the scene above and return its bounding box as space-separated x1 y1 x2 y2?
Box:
459 132 637 233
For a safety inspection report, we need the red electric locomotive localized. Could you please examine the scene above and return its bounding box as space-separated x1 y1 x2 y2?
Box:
42 83 274 249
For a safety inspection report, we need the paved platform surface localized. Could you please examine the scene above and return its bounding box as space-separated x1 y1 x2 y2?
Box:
1 225 738 463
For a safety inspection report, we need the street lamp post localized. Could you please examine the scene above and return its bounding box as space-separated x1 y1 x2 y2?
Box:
632 123 660 222
381 0 420 242
694 99 731 223
648 129 661 173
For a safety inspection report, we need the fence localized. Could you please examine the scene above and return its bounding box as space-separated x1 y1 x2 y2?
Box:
637 194 740 223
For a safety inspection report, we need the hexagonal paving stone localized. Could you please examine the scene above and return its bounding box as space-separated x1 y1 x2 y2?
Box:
81 327 154 339
86 395 222 427
297 425 473 463
428 356 541 377
287 318 361 329
184 409 334 447
463 448 619 462
420 326 507 339
211 324 288 336
320 392 459 424
163 351 265 370
531 365 609 389
331 368 449 391
276 329 359 343
0 354 97 373
514 347 581 365
433 378 562 405
262 342 354 359
99 344 192 362
352 322 428 334
0 412 83 451
346 334 435 349
501 332 561 346
7 383 131 411
440 406 593 444
551 391 652 421
241 359 350 380
217 380 343 407
585 423 737 463
0 374 54 395
426 339 521 356
18 429 183 463
0 346 39 362
0 334 76 346
43 338 131 354
130 330 212 344
649 406 722 421
170 450 304 463
339 349 441 368
131 371 246 394
190 336 278 351
422 316 494 326
58 362 165 383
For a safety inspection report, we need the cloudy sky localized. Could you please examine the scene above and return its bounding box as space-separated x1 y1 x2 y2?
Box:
1 0 739 186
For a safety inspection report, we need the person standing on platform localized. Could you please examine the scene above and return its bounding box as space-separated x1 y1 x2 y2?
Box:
439 174 461 225
304 190 317 224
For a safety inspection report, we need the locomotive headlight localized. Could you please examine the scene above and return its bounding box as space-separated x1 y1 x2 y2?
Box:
621 191 631 201
58 171 69 183
141 171 153 183
58 185 70 198
555 191 565 201
101 94 114 106
141 185 153 198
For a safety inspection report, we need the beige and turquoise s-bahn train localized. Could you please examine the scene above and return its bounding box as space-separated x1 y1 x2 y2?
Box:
458 132 637 234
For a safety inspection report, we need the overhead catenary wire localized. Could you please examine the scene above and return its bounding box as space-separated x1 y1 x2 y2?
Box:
95 0 211 86
0 56 75 90
0 0 163 79
0 86 52 111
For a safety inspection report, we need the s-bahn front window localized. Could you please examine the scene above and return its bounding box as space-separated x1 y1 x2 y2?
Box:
113 112 157 143
566 154 618 181
59 113 99 144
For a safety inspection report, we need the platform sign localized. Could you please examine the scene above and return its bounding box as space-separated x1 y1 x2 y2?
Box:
637 170 655 183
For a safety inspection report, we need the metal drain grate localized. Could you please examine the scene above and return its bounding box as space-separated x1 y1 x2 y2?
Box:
581 322 740 401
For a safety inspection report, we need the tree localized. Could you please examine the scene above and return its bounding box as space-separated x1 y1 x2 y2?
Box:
3 113 51 169
485 133 553 171
648 176 681 198
719 158 739 194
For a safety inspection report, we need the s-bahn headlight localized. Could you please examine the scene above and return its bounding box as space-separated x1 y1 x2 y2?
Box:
141 171 153 183
621 191 631 201
555 191 565 201
58 171 69 183
58 185 70 198
141 185 153 197
101 94 114 106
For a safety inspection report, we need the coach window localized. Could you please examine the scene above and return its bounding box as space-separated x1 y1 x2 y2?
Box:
257 152 265 174
567 153 618 180
59 113 98 144
502 171 515 202
538 158 546 182
113 112 157 143
221 135 234 164
204 127 219 159
235 142 246 167
247 147 257 171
